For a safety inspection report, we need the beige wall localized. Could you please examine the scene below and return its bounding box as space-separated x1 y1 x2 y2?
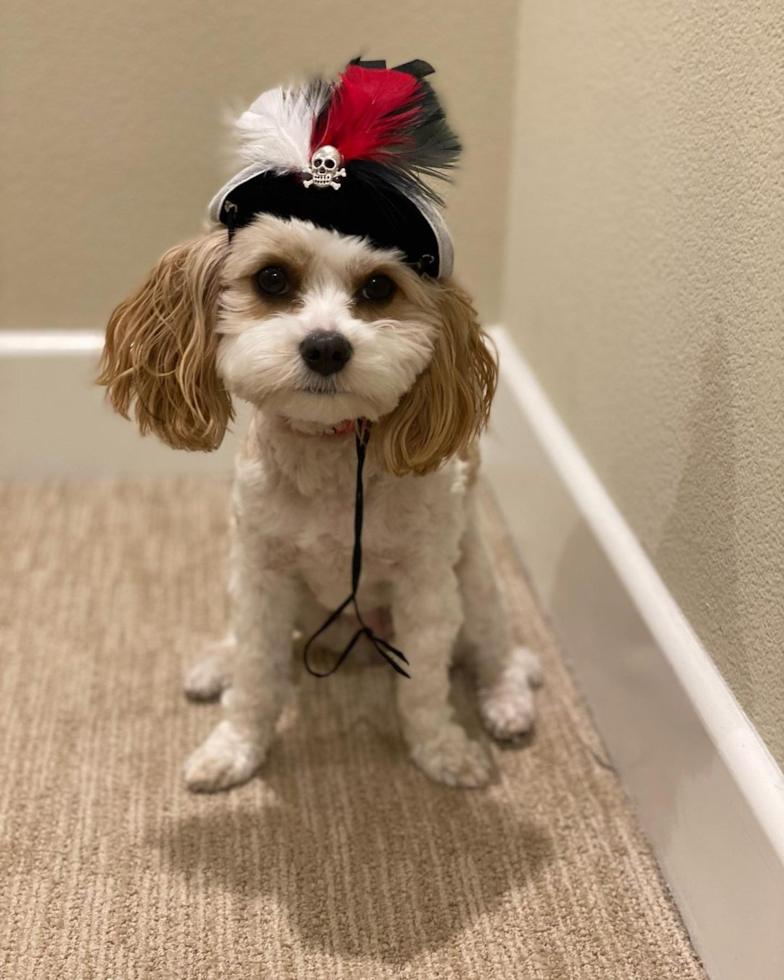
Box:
504 1 784 765
0 0 517 330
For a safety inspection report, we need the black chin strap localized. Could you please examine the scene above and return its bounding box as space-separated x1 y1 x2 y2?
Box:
303 421 411 679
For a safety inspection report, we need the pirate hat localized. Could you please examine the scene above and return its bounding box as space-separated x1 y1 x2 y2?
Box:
209 58 460 278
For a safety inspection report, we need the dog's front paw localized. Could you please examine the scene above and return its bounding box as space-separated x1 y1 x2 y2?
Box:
184 721 261 793
410 725 493 789
479 646 541 741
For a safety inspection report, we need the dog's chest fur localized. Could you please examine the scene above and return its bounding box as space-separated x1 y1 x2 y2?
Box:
234 416 471 610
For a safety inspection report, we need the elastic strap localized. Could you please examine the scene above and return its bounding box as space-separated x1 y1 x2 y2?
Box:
303 421 411 679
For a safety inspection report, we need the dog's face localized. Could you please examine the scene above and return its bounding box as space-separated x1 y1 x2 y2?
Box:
217 216 439 427
99 215 496 475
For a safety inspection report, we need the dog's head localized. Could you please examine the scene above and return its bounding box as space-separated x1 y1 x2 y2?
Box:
99 215 496 475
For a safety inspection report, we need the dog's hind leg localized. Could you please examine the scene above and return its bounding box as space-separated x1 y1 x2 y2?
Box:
457 494 543 741
184 634 237 702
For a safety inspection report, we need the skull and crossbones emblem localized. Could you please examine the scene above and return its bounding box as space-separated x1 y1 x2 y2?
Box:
302 145 347 190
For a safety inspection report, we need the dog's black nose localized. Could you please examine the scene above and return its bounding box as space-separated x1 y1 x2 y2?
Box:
299 332 353 376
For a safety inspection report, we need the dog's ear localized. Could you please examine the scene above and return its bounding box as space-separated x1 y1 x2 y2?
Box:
376 280 498 476
98 230 233 452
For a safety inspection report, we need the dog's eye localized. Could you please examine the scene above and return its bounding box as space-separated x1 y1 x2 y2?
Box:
255 265 290 297
359 274 397 303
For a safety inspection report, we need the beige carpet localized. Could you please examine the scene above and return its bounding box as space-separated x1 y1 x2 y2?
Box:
0 479 706 980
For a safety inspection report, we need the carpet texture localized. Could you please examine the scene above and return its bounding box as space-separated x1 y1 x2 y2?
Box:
0 479 706 980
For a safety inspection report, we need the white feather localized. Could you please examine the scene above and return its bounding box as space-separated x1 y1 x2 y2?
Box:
235 84 330 174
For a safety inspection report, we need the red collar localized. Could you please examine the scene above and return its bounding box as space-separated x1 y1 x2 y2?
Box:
278 416 357 437
328 419 356 437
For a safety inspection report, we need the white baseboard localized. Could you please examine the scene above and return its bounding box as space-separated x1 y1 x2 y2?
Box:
0 330 246 478
0 330 105 355
484 326 784 980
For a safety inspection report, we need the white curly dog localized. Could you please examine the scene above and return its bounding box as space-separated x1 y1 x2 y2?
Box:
100 215 542 792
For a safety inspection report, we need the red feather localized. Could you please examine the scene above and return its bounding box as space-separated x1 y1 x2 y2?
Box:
312 65 423 163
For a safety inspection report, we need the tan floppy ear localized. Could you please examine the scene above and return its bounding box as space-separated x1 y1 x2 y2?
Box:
376 280 498 476
97 229 233 452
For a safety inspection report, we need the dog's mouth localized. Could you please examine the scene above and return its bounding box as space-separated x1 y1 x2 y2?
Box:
294 379 346 396
267 373 379 426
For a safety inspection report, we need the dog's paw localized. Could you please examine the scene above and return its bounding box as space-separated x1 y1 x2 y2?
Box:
516 646 544 687
184 721 261 793
480 685 536 740
479 646 541 741
184 639 235 702
410 725 493 789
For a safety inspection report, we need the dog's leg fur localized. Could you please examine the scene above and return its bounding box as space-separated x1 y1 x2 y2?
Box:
184 635 237 702
458 493 543 741
392 563 493 788
184 521 300 791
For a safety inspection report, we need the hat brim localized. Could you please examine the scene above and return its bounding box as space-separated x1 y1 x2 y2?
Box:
209 167 453 279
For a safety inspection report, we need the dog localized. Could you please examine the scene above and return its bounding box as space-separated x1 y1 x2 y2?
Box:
98 58 542 791
99 215 542 791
